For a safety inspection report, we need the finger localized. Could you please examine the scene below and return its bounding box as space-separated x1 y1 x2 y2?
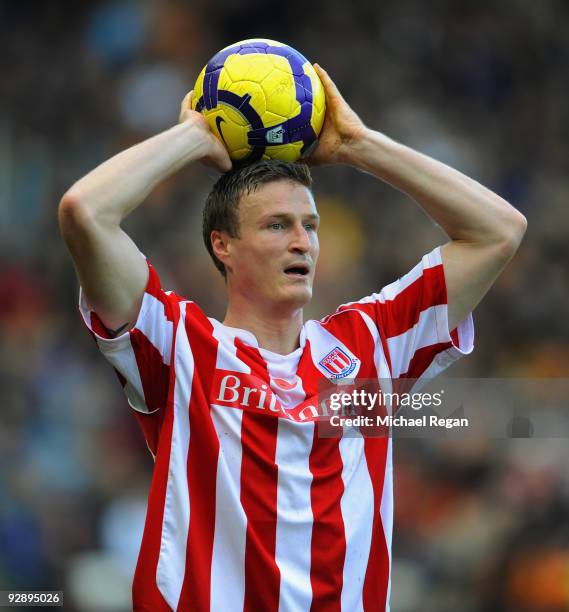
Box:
219 156 233 172
178 89 194 123
302 139 325 167
203 152 232 173
179 90 194 119
313 64 344 101
209 138 233 172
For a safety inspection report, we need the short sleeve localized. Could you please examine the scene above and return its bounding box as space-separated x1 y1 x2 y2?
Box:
342 247 474 381
79 259 176 419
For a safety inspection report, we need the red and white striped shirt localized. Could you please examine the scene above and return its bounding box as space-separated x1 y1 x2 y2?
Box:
79 246 474 612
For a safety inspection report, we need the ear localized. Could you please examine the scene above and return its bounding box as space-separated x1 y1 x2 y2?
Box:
211 230 233 272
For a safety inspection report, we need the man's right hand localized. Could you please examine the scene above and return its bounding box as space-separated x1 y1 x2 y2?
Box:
59 92 232 335
179 91 232 173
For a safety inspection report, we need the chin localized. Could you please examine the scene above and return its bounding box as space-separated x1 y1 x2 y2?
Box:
282 286 312 307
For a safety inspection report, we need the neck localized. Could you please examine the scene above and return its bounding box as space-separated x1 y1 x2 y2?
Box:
223 298 304 355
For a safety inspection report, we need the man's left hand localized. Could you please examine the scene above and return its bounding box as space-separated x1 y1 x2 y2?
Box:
305 64 367 166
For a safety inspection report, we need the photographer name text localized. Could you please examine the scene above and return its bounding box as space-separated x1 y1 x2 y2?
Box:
329 414 469 429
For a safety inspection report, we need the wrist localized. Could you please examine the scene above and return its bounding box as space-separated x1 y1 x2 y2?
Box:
342 127 398 171
173 120 210 163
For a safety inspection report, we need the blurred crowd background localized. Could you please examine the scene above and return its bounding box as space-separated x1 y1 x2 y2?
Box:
1 0 569 610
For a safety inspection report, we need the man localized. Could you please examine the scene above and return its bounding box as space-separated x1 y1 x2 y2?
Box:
59 64 526 611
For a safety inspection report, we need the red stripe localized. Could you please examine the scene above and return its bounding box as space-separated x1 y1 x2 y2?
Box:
132 411 162 458
296 341 345 612
130 329 169 454
83 262 185 610
450 327 459 346
358 304 390 611
308 433 345 612
332 304 394 375
377 326 392 378
380 265 446 339
362 438 390 612
132 396 176 611
241 413 281 611
177 305 220 611
321 310 377 375
323 312 392 612
400 341 452 379
90 310 114 339
132 296 180 612
235 339 281 612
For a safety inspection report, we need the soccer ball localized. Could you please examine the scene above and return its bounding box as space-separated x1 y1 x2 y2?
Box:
191 39 326 164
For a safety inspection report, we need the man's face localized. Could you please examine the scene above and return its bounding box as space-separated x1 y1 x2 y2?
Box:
224 179 320 309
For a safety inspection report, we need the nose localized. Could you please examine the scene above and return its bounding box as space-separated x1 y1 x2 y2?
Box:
289 223 311 254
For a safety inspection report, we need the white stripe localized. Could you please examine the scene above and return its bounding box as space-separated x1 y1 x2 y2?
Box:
351 309 394 611
209 325 251 611
339 434 374 612
156 303 193 609
263 355 315 612
357 310 393 385
136 293 174 365
261 342 304 408
210 406 247 612
210 319 252 373
386 304 448 379
274 418 315 612
380 438 393 611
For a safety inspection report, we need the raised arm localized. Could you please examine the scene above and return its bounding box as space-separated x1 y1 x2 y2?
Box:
59 97 231 333
308 65 527 330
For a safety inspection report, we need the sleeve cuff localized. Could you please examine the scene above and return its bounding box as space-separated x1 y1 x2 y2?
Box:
429 245 475 358
435 301 475 368
78 287 134 348
78 258 153 349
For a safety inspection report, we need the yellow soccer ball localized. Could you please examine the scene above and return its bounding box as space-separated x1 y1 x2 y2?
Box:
191 39 326 164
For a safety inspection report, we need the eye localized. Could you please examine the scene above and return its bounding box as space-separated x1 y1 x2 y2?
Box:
304 223 317 231
269 222 285 230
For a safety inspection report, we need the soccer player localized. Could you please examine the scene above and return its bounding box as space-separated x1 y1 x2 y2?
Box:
59 64 526 611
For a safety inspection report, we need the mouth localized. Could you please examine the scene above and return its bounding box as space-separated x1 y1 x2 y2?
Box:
283 263 310 279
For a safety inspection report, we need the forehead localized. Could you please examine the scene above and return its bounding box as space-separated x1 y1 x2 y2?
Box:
238 180 317 221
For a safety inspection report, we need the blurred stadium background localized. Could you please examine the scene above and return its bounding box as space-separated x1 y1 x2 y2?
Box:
1 1 569 610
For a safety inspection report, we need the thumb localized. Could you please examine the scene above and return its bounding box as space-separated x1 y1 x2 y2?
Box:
179 90 194 122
